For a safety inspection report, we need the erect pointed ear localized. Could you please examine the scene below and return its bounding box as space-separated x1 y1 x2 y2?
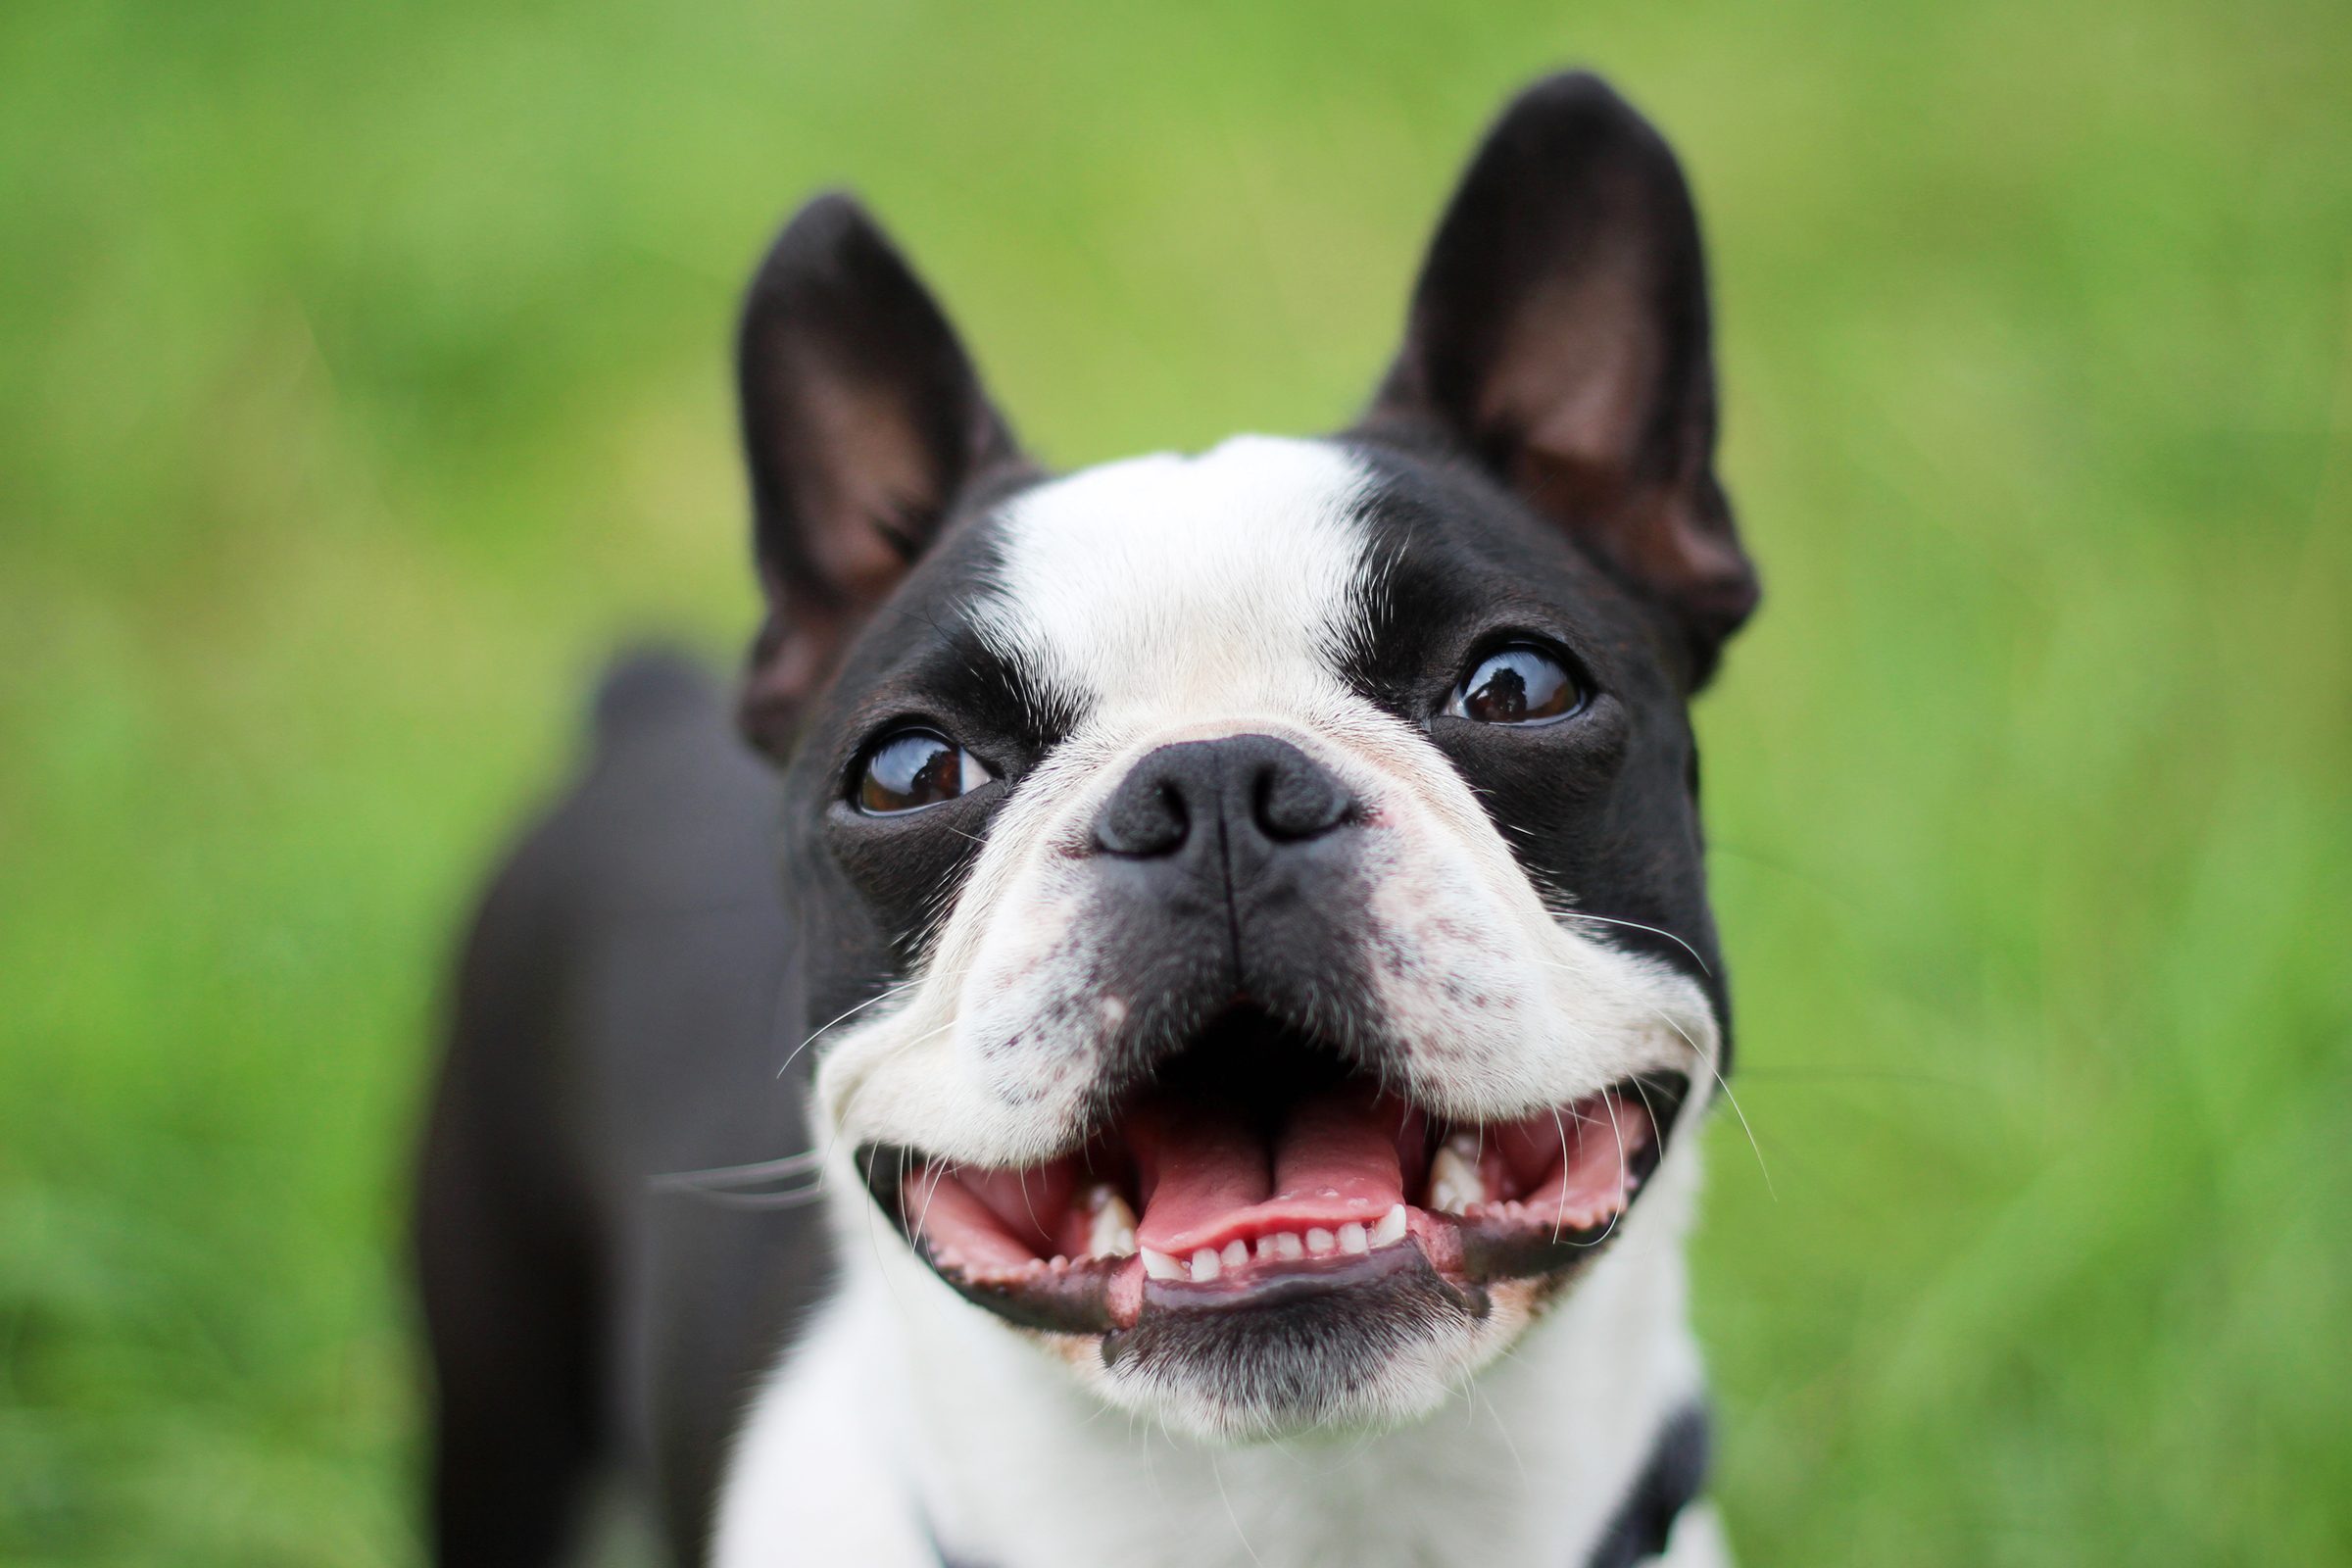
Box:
1364 73 1757 685
734 192 1031 754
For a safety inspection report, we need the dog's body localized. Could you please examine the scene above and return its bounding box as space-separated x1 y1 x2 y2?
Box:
416 74 1758 1568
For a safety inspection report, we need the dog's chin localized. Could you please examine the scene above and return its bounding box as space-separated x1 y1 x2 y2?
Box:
857 1008 1689 1442
1085 1240 1494 1442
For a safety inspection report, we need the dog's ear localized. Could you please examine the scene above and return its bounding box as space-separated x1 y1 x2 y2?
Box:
1365 73 1756 685
735 192 1029 754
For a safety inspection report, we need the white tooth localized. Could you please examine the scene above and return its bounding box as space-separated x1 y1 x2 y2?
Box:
1222 1239 1250 1270
1142 1248 1185 1281
1086 1189 1138 1257
1305 1227 1337 1255
1338 1221 1370 1254
1190 1248 1222 1283
1428 1144 1486 1216
1269 1231 1305 1261
1370 1204 1407 1248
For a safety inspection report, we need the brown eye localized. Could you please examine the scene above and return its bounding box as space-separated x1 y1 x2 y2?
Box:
1446 645 1584 725
857 729 992 814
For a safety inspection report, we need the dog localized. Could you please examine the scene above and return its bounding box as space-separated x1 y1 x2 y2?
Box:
414 70 1760 1568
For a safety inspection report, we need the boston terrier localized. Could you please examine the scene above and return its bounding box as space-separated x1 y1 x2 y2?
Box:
414 70 1760 1568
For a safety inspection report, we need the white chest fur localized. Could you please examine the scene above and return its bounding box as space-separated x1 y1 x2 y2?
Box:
712 1151 1731 1568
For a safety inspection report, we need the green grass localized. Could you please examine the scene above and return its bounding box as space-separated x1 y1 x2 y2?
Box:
3 1 2347 1562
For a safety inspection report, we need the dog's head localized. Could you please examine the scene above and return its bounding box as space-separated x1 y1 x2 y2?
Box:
739 74 1755 1442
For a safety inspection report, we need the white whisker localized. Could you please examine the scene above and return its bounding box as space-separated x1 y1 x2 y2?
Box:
779 978 921 1079
1208 1452 1267 1568
649 1149 824 1191
1560 910 1714 977
1642 998 1773 1200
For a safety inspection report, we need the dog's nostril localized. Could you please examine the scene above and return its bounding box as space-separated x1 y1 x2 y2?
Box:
1252 760 1351 842
1095 774 1191 858
1150 784 1190 849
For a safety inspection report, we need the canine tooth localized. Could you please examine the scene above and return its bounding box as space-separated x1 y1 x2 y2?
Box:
1190 1248 1222 1283
1221 1239 1250 1270
1428 1143 1486 1215
1264 1231 1305 1261
1370 1204 1407 1248
1305 1227 1337 1255
1338 1221 1370 1255
1142 1248 1185 1281
1086 1189 1138 1257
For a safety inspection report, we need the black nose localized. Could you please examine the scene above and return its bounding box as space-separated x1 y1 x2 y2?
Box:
1093 734 1354 858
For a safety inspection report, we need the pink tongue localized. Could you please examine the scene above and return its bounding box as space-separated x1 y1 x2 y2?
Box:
1132 1081 1405 1256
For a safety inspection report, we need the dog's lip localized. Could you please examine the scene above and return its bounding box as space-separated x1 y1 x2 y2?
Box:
859 1070 1688 1337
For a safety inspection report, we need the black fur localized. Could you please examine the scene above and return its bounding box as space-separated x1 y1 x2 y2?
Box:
1585 1405 1712 1567
415 654 829 1562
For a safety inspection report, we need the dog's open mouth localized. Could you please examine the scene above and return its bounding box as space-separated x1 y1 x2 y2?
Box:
862 1009 1688 1337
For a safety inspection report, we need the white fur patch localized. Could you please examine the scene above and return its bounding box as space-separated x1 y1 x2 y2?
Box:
973 435 1379 722
711 1294 930 1565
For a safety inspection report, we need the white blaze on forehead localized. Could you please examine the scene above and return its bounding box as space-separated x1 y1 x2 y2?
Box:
975 436 1377 717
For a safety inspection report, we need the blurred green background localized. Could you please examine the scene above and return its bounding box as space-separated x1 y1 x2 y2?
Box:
3 1 2347 1563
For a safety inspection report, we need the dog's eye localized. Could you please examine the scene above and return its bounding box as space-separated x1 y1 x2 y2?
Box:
1446 645 1585 725
856 729 992 814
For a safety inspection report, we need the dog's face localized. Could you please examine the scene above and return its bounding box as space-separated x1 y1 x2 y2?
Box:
737 74 1756 1443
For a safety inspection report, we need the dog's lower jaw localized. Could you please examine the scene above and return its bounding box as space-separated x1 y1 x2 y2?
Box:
711 1143 1727 1568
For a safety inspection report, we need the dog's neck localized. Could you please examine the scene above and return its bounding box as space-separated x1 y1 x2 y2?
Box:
715 1148 1717 1568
